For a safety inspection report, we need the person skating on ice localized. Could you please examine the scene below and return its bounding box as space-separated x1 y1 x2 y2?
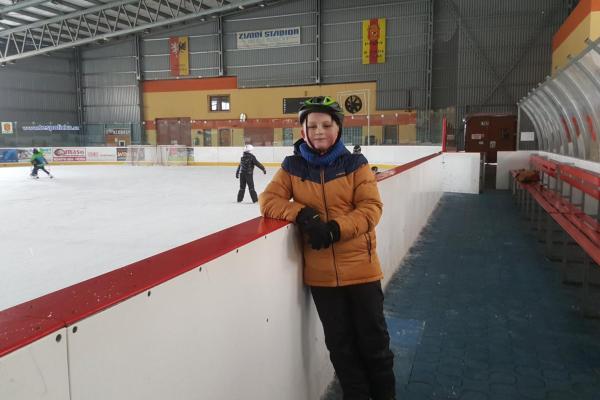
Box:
235 144 266 203
259 96 396 400
30 148 53 179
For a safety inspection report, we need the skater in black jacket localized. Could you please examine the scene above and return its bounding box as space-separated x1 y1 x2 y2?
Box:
236 144 266 203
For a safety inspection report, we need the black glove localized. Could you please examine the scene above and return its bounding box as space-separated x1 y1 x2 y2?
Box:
236 174 239 179
296 207 321 232
305 220 341 250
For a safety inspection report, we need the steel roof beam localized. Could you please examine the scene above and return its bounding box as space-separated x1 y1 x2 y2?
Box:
0 0 270 61
0 10 88 47
53 0 174 23
480 6 563 106
0 0 139 36
46 0 154 25
2 7 94 43
0 0 53 14
445 0 516 104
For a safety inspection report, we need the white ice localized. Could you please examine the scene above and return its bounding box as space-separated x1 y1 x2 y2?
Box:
0 165 275 312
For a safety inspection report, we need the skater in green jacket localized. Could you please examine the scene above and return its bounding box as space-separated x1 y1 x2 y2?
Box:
30 148 53 179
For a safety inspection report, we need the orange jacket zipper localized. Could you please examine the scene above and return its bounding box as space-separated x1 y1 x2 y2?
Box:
321 167 339 286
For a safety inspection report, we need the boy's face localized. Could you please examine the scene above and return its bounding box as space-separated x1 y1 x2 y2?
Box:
302 112 339 153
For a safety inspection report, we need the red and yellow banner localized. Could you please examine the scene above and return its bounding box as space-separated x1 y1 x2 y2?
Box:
362 18 386 64
169 36 189 76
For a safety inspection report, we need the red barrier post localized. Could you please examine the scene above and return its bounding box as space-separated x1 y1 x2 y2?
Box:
442 116 447 152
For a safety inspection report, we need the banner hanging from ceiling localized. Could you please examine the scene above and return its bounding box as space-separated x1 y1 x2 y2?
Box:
169 36 189 76
362 18 386 64
237 27 300 49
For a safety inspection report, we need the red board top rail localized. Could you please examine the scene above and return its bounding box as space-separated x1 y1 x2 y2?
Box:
0 152 442 358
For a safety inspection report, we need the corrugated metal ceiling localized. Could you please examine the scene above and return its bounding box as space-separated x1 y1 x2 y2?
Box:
0 0 288 63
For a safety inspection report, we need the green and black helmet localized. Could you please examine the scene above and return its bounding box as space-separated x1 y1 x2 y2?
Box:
298 96 344 127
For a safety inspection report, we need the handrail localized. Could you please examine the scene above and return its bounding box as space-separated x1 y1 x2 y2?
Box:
376 151 442 181
0 151 443 358
530 154 559 177
529 154 600 199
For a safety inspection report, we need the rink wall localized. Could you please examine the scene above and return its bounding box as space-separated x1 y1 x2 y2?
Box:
193 145 442 167
0 145 441 168
0 152 444 400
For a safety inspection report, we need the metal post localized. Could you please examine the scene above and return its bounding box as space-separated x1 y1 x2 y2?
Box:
425 0 434 141
218 16 224 76
315 0 321 84
517 106 521 151
135 34 145 145
582 254 591 316
561 229 568 282
367 89 370 145
442 116 447 152
74 47 85 146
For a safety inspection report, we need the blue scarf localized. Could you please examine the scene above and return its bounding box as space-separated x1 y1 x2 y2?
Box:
299 139 347 167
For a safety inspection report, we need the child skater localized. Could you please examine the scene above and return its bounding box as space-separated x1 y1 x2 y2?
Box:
30 148 53 179
235 144 266 203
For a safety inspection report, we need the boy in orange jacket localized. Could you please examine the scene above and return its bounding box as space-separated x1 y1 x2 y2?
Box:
259 96 395 400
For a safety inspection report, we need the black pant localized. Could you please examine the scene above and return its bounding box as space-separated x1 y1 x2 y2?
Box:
31 165 50 176
311 281 395 400
237 174 258 202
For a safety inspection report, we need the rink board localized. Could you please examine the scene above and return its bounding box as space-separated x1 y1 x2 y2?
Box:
0 151 490 400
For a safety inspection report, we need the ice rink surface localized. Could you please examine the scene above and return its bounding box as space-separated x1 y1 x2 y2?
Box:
0 164 275 311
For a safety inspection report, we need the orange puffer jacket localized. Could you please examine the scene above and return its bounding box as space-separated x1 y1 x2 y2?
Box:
259 143 383 287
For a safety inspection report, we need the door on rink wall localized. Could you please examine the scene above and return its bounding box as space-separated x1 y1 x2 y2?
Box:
383 125 398 145
156 118 192 146
464 114 517 163
219 129 231 146
244 128 274 146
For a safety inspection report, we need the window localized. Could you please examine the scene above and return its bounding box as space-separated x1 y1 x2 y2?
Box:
383 126 398 145
342 127 362 145
209 95 230 112
203 130 212 146
283 128 294 146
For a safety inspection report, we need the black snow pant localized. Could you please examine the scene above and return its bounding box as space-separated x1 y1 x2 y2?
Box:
31 165 50 176
311 281 395 400
237 173 258 203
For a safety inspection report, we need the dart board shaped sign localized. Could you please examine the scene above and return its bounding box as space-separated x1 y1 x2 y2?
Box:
344 95 363 114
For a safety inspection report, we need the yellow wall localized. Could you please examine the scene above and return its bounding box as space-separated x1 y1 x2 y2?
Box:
143 81 416 146
399 125 417 144
552 13 594 74
144 82 379 121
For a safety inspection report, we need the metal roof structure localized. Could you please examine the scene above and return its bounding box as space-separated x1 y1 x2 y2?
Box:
519 37 600 161
0 0 272 63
